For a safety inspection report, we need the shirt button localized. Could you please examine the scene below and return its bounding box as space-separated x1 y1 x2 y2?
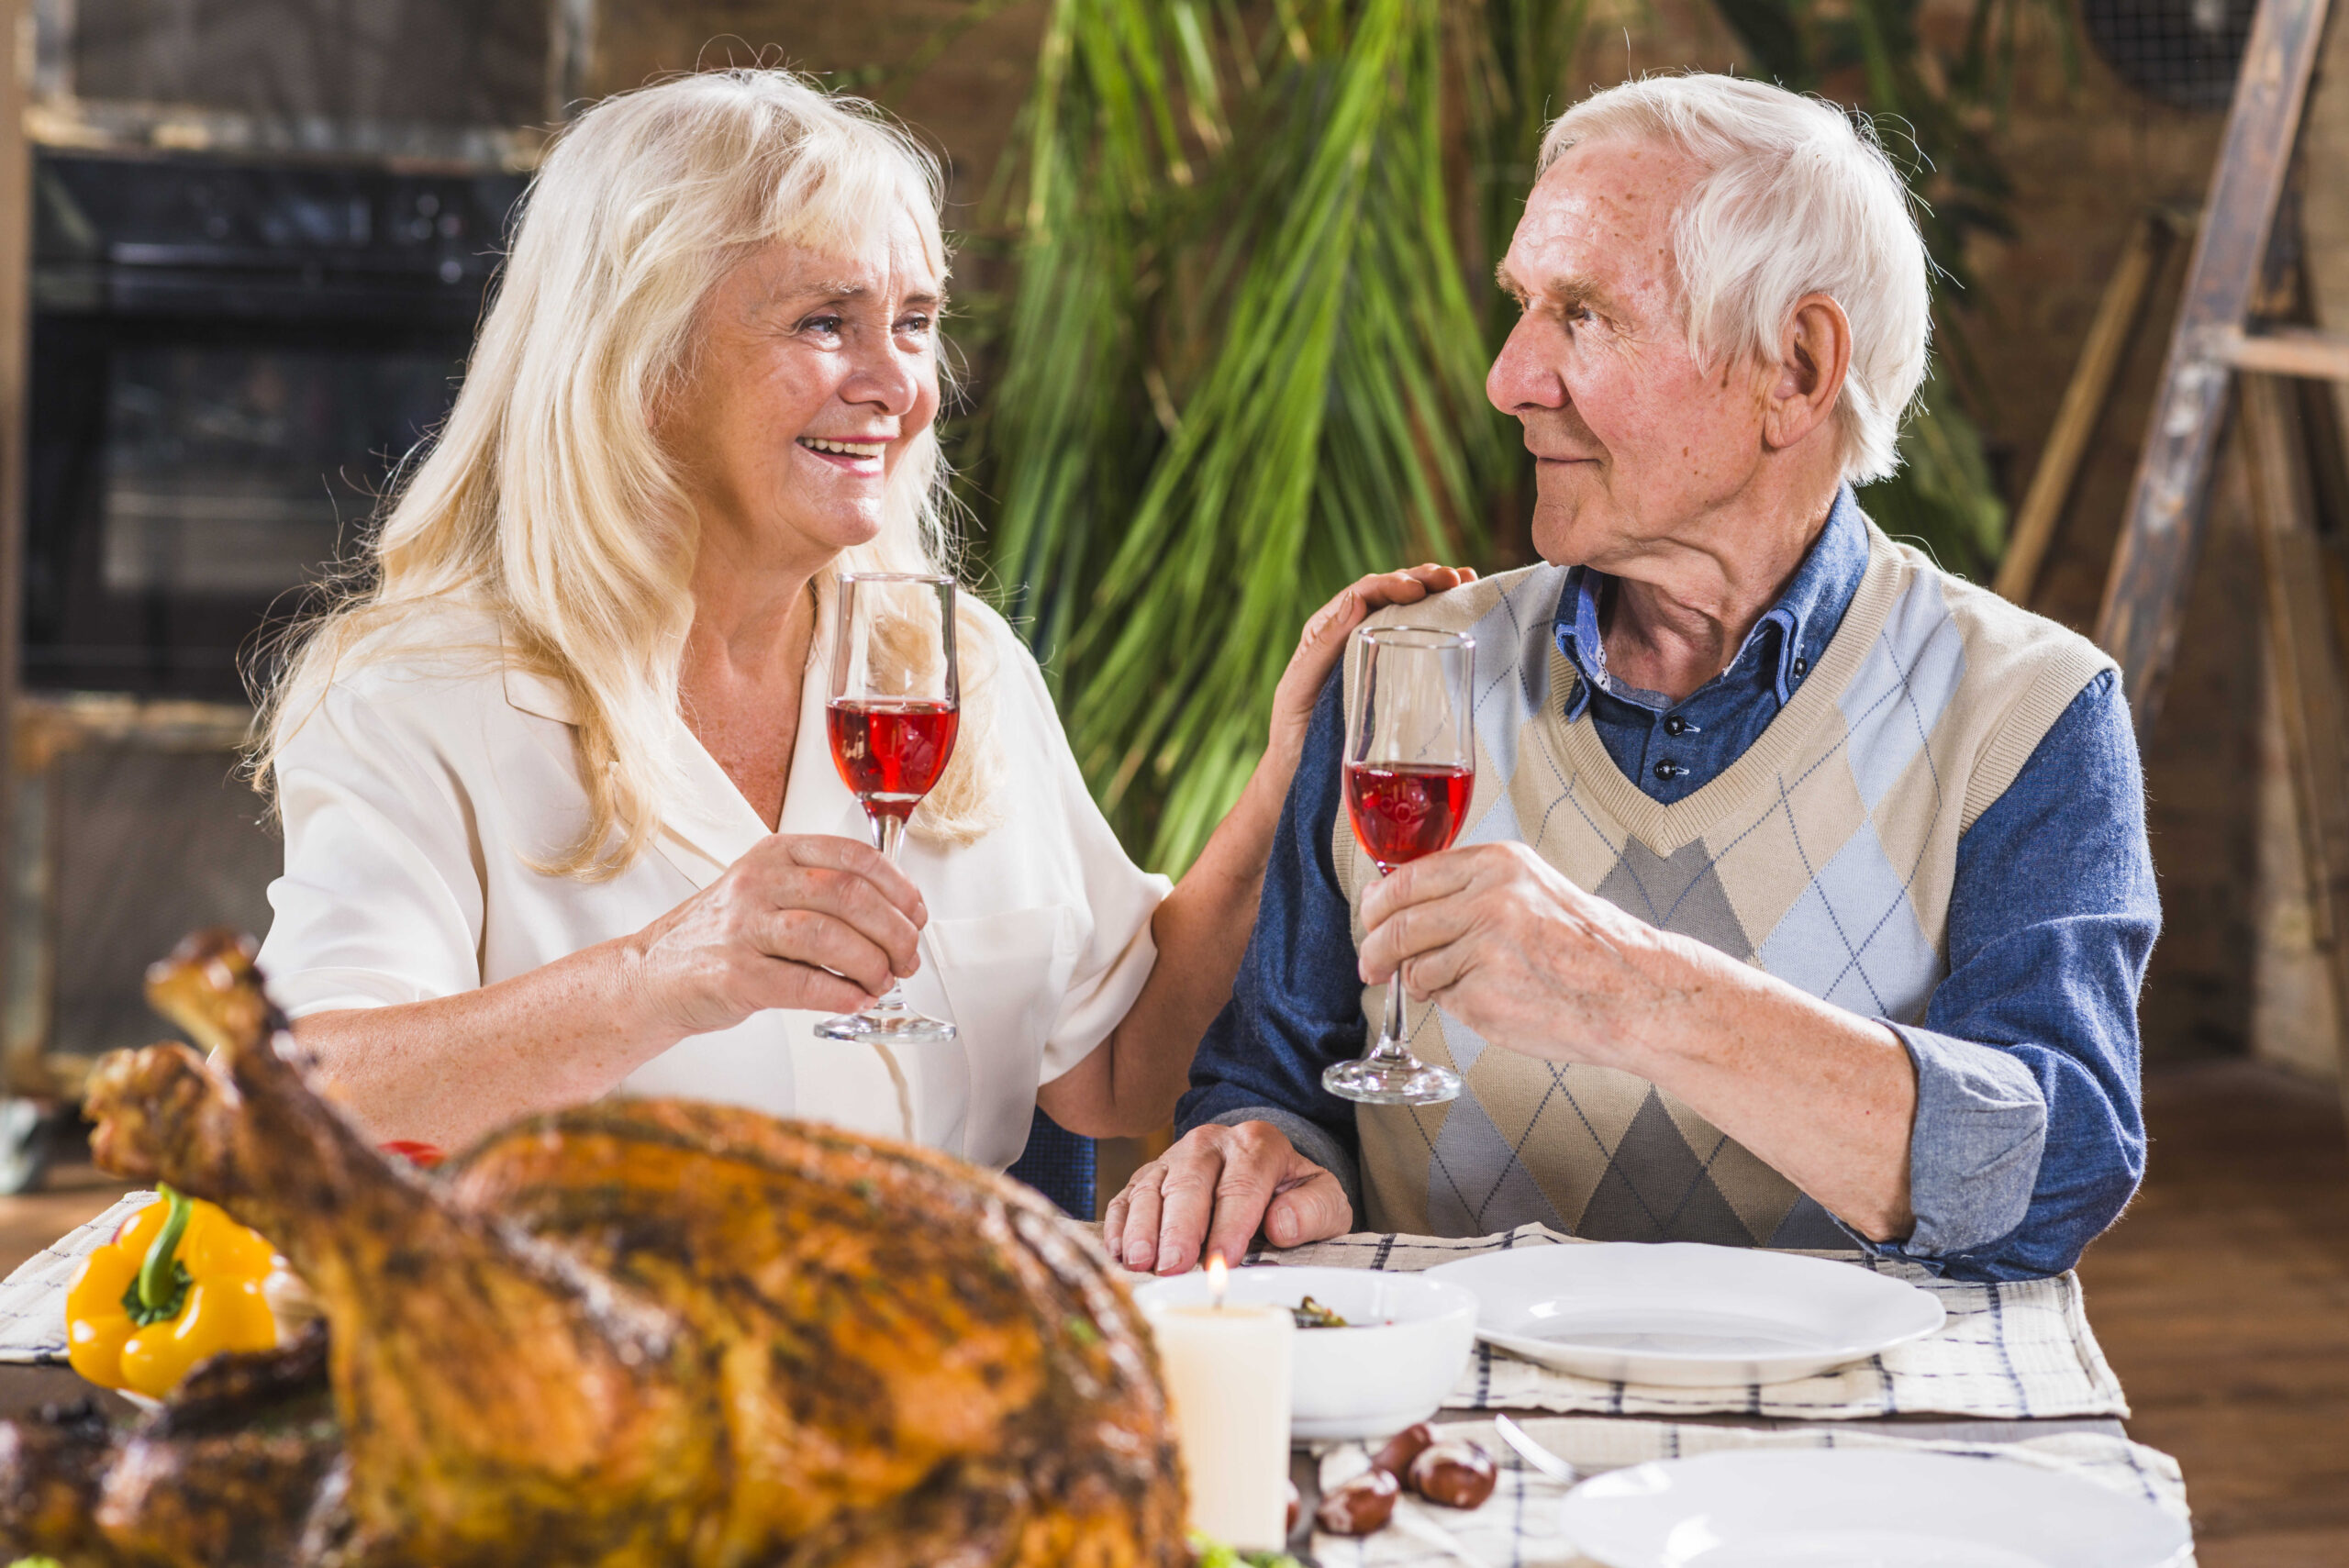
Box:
1664 715 1687 736
1791 655 1809 681
1654 760 1687 781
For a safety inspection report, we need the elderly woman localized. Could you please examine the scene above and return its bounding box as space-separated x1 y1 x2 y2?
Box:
253 70 1464 1170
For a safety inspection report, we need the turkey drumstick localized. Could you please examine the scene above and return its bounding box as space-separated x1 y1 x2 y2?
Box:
87 930 704 1565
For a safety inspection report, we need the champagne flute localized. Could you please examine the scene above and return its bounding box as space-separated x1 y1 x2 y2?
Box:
815 573 961 1045
1323 626 1475 1106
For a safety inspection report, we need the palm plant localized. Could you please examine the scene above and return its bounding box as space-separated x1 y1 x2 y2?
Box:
969 0 2032 872
978 0 1519 870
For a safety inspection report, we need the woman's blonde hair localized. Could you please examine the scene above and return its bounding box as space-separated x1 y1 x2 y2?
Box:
255 69 999 877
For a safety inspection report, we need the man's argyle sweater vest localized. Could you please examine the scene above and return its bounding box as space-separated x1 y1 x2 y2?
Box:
1334 524 2113 1245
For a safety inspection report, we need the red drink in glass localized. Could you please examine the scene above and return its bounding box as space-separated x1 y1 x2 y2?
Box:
1322 624 1475 1106
1344 762 1472 873
827 698 961 822
816 573 962 1046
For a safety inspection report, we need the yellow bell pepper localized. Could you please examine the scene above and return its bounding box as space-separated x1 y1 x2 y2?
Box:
65 1185 279 1396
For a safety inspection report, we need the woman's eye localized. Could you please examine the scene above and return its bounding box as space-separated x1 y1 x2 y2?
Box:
799 314 844 337
896 314 932 336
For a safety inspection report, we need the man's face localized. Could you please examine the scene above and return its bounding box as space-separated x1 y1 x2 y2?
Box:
1487 138 1775 572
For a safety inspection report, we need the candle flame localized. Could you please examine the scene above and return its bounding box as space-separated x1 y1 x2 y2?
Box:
1206 1251 1229 1307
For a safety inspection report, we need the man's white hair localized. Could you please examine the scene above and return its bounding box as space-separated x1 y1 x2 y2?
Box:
1539 74 1932 484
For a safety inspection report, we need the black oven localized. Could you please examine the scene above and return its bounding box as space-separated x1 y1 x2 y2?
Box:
25 152 527 699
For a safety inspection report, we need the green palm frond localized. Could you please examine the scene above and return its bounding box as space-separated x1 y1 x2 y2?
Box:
967 0 2031 871
981 0 1512 872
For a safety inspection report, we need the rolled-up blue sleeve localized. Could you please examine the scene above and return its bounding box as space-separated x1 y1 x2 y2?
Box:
1864 668 2156 1280
1177 672 1370 1216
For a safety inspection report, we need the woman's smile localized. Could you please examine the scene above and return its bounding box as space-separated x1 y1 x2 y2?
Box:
796 434 889 474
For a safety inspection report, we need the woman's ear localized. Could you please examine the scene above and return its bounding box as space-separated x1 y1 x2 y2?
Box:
1762 293 1854 452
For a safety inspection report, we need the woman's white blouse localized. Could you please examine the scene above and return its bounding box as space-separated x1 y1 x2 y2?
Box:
254 600 1171 1170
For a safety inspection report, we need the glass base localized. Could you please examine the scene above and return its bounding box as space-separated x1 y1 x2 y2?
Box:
1321 1056 1462 1106
814 1005 958 1045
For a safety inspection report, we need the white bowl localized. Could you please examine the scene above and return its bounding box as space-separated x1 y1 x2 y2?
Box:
1134 1265 1478 1440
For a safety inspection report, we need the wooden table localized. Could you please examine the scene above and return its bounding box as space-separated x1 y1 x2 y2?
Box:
0 1362 138 1420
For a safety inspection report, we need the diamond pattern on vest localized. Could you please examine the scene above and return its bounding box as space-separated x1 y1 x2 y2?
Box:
1573 1086 1765 1244
1758 815 1943 1021
1840 571 1966 811
1464 570 1561 784
1769 1193 1862 1248
1422 1088 1569 1236
1594 837 1753 961
1336 536 2107 1240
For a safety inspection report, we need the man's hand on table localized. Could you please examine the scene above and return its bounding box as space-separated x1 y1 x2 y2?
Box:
1102 1121 1352 1274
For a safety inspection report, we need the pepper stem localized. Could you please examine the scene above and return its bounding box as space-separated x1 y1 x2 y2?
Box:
136 1184 193 1317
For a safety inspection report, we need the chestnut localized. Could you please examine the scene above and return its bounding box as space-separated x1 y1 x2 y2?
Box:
1314 1467 1400 1535
1408 1439 1497 1509
1370 1421 1436 1479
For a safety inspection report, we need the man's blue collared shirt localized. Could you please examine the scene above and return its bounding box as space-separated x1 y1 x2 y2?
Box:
1553 487 1873 799
1178 491 2157 1282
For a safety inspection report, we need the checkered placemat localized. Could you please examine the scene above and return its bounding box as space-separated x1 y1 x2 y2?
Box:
1256 1224 2128 1420
1308 1416 2191 1568
0 1192 157 1363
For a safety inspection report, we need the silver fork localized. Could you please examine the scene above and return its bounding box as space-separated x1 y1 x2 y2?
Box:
1492 1413 1582 1486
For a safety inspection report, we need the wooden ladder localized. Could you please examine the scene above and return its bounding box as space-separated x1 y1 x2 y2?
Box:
2094 0 2349 1112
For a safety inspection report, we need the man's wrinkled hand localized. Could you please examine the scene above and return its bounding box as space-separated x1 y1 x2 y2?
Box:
1100 1121 1352 1275
1356 840 1698 1069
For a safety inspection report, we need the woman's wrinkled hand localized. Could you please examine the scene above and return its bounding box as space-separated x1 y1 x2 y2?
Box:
1269 564 1477 764
621 833 927 1042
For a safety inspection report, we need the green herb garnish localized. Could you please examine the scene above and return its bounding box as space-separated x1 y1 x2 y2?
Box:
1290 1295 1348 1329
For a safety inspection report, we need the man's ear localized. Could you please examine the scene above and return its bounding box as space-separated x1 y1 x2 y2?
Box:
1762 294 1854 452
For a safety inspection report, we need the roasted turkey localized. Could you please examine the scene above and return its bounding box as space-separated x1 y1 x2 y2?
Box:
0 931 1186 1567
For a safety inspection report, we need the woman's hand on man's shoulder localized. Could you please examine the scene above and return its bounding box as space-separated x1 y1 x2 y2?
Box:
1268 565 1477 764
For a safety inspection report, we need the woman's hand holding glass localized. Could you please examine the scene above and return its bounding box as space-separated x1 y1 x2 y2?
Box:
619 834 928 1043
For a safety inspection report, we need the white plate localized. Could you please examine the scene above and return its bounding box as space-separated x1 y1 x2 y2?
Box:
1423 1242 1943 1386
1559 1450 2192 1568
1133 1266 1478 1440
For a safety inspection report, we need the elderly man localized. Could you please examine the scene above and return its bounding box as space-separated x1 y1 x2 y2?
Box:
1103 73 2154 1284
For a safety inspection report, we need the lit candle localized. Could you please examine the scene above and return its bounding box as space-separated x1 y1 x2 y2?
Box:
1141 1253 1296 1550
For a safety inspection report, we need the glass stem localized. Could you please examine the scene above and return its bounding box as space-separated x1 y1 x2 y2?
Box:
1370 971 1412 1062
866 810 910 1012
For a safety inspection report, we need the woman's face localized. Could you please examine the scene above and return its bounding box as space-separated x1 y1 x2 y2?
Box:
663 209 943 576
